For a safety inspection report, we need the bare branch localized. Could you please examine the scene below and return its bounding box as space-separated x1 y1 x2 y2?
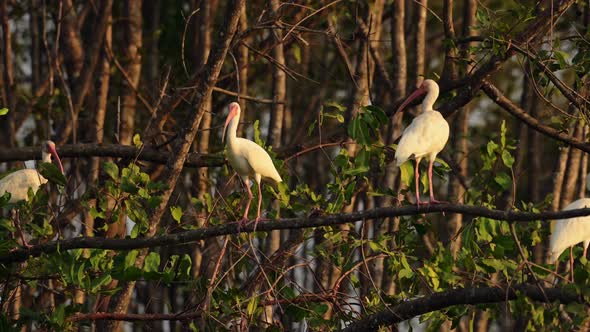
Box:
3 203 590 264
0 144 224 168
481 80 590 153
340 284 583 332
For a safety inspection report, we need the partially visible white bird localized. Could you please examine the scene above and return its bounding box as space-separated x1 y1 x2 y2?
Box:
550 197 590 282
394 79 449 206
223 102 283 229
0 140 64 247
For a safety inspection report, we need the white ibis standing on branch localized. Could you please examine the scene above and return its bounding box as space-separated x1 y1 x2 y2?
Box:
394 79 449 206
550 197 590 282
222 102 283 229
0 140 64 247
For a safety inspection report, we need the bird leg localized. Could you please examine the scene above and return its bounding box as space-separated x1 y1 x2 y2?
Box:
414 158 427 207
240 178 253 230
428 158 445 204
254 180 263 231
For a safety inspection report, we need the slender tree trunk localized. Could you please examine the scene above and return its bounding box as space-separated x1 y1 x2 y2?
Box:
119 0 143 145
447 0 476 258
30 0 42 91
192 0 215 280
560 121 584 208
265 0 286 253
236 5 248 138
144 0 160 85
61 0 84 79
0 0 16 147
108 2 244 329
441 0 457 84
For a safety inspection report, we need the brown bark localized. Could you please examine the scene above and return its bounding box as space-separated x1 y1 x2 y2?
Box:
108 2 244 329
267 0 286 150
30 0 42 91
441 0 457 84
58 0 114 144
0 0 15 147
560 121 584 208
380 0 409 296
266 0 287 262
119 0 143 145
60 0 84 79
236 4 248 138
192 0 215 280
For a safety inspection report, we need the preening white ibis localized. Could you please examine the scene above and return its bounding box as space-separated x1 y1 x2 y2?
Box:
550 198 590 282
394 79 449 206
223 102 283 228
0 140 64 247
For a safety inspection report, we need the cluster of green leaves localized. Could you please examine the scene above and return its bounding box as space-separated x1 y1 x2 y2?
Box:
87 162 166 237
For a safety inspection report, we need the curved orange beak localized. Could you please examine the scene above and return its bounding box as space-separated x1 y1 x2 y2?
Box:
396 86 427 114
48 144 64 174
222 104 238 144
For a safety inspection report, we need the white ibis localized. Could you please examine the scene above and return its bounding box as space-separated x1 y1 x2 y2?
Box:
549 198 590 282
222 102 283 228
394 79 449 206
0 140 64 247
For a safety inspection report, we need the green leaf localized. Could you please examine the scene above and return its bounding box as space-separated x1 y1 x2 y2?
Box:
144 252 160 273
486 140 499 156
344 166 369 176
494 172 512 190
292 44 301 64
133 134 142 148
247 296 259 316
0 108 8 116
170 206 183 223
400 161 414 187
103 162 119 180
501 150 515 167
91 274 112 293
37 162 67 186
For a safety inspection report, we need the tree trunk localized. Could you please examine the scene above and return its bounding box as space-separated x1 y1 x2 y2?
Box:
107 2 244 329
119 0 143 145
61 0 84 79
0 0 16 147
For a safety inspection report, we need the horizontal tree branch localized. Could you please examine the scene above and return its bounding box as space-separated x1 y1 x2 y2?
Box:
0 143 225 168
67 292 330 322
2 203 590 264
63 284 583 326
481 80 590 153
340 284 583 332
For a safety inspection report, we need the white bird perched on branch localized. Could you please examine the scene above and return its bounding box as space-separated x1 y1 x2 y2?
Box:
222 102 283 229
0 140 64 247
394 79 449 206
550 197 590 282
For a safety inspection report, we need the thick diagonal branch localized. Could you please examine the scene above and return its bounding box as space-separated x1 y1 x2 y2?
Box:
108 0 245 325
481 80 590 153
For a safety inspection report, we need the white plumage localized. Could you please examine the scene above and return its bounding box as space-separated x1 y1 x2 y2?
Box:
0 140 64 247
394 80 449 205
549 198 590 263
223 102 282 227
0 140 64 203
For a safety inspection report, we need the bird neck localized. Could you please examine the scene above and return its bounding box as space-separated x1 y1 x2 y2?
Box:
226 115 240 147
41 151 51 163
421 87 439 112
